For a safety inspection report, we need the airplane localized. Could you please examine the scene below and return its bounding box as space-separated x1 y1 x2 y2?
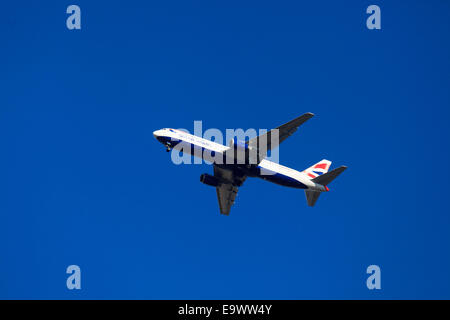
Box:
153 113 347 215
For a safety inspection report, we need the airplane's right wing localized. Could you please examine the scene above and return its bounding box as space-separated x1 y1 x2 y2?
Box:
216 184 238 215
214 166 246 215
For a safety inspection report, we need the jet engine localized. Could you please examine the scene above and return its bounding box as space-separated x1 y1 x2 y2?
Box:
200 173 221 187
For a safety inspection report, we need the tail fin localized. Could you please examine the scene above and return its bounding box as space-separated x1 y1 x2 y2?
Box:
303 159 332 179
305 165 347 207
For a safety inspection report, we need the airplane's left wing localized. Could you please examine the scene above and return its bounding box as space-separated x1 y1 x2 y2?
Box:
214 166 246 215
246 112 314 161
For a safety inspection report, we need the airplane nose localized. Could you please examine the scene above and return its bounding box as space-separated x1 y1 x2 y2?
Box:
153 130 162 139
153 130 168 145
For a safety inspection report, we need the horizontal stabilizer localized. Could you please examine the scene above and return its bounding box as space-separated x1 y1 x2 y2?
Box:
305 190 321 207
312 166 347 186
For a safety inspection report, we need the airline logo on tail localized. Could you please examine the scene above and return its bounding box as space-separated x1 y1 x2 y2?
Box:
304 159 332 179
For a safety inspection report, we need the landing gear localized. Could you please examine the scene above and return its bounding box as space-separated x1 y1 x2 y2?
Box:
166 146 171 152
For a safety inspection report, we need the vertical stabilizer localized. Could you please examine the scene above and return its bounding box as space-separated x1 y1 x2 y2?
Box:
303 159 332 179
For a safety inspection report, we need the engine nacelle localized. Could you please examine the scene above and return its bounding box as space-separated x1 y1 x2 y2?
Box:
200 173 221 187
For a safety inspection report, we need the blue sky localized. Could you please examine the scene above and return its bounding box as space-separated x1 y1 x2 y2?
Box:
1 1 450 299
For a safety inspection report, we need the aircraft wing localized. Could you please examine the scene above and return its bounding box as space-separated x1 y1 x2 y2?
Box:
246 112 314 160
214 166 246 215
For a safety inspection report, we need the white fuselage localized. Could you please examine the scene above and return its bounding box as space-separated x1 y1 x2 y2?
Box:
153 128 327 191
